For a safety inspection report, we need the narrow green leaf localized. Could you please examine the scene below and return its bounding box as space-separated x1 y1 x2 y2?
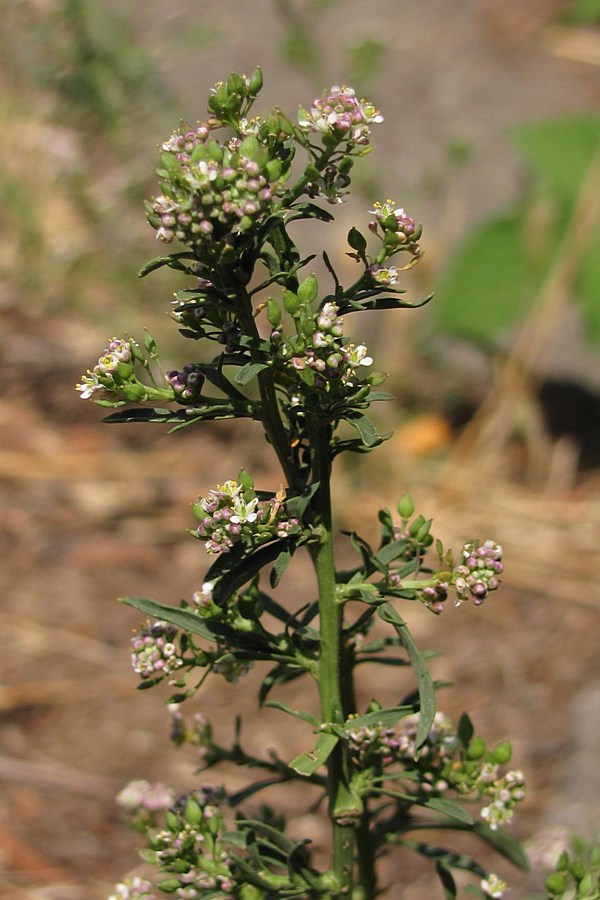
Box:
435 863 457 899
120 596 225 641
265 700 319 727
234 362 269 385
138 252 196 278
377 602 436 748
289 731 339 776
424 797 474 825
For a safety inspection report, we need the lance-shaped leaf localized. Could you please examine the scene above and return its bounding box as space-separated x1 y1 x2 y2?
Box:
265 700 320 728
289 731 340 777
423 797 474 825
343 412 384 448
121 596 229 641
138 251 197 278
377 602 436 748
234 362 269 385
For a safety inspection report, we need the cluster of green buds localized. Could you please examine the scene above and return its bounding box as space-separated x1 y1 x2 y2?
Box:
192 472 299 554
142 786 236 899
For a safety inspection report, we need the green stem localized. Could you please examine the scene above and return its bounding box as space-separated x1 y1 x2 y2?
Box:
234 288 300 492
309 418 357 895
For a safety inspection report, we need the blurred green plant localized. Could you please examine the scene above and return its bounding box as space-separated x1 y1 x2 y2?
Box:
434 116 600 346
561 0 600 25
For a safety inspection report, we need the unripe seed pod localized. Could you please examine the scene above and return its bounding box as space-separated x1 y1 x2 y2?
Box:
267 299 282 328
466 737 487 760
491 741 512 765
298 274 318 304
397 493 415 519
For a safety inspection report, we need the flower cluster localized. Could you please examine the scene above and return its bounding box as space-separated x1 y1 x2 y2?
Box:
130 621 183 679
165 364 205 405
289 301 373 394
453 540 504 605
481 873 509 898
108 876 157 900
298 85 383 145
368 199 422 257
345 718 402 768
192 479 298 554
117 780 176 814
147 130 278 258
147 788 236 897
478 766 526 830
76 338 135 402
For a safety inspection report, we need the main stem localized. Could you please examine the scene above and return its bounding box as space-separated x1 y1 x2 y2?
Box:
310 419 356 895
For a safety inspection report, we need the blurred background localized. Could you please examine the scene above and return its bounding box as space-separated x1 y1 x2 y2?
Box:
1 1 600 897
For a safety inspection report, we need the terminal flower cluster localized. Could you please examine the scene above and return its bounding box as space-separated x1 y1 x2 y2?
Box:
130 621 183 679
453 540 504 605
192 479 298 554
147 131 277 258
298 85 383 145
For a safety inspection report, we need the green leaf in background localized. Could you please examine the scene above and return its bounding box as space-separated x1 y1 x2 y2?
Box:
435 211 530 342
510 116 600 210
289 731 340 776
436 115 600 345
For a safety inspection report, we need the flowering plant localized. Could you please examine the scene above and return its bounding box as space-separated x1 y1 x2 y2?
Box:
79 71 528 899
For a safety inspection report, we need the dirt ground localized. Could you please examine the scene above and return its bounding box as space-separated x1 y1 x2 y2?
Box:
2 2 600 898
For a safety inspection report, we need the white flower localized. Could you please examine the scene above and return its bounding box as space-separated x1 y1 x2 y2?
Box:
481 873 508 898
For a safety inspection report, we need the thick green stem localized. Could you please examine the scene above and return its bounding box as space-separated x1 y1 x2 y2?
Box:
309 419 357 895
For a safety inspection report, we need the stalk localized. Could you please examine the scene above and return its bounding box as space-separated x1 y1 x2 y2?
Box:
309 418 357 895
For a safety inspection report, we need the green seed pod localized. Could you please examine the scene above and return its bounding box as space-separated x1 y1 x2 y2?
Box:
267 299 282 327
397 493 414 519
297 274 318 304
185 795 203 826
227 72 245 97
466 737 487 760
248 66 263 96
121 382 146 401
545 872 567 894
158 879 183 893
491 741 512 765
282 290 300 315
